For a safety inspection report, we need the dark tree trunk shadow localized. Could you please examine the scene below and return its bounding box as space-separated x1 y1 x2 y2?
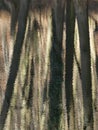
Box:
94 26 98 77
0 1 30 129
26 58 34 109
74 1 93 129
65 0 75 129
48 9 64 130
96 57 98 77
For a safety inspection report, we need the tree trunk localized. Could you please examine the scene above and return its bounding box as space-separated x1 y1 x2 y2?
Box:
0 0 29 129
73 0 93 129
48 0 65 129
65 0 75 129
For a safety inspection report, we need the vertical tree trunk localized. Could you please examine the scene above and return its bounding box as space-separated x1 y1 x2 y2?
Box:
73 0 93 129
65 0 75 130
0 0 30 129
65 0 75 129
48 0 65 129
